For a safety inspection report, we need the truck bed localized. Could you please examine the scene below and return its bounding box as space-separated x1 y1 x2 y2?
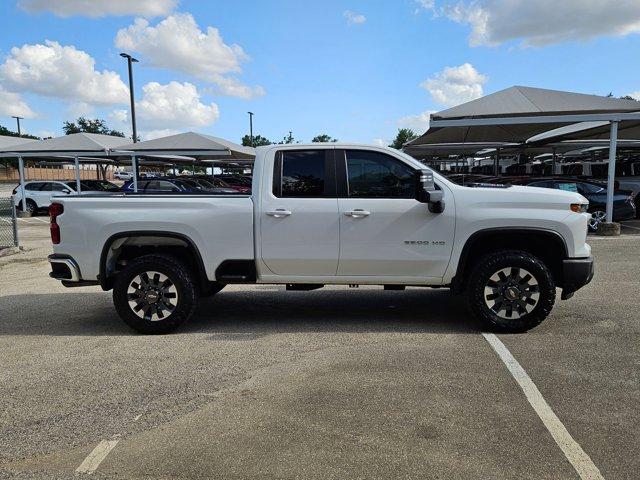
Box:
52 194 255 281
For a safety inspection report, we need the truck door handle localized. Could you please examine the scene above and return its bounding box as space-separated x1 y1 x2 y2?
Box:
344 209 370 218
266 209 292 218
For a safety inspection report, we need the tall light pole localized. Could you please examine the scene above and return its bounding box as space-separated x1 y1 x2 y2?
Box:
120 53 139 143
247 111 254 147
11 116 23 136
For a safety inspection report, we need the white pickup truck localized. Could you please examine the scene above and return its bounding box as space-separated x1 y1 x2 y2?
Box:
48 144 594 334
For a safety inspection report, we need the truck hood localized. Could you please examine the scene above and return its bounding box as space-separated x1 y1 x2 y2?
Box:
460 184 587 210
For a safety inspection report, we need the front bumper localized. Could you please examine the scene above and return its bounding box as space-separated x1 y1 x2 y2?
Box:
561 256 594 300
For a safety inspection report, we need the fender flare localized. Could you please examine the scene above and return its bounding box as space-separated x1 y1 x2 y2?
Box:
450 227 568 293
98 230 208 290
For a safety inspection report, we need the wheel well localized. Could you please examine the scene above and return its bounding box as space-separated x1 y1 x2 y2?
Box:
100 232 209 291
452 229 567 292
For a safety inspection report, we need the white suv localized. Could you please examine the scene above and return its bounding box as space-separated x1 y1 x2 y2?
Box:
12 180 119 214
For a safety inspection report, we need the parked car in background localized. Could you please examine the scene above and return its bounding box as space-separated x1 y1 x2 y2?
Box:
487 177 636 231
193 175 251 193
121 178 238 194
114 171 134 180
165 177 238 194
11 180 120 214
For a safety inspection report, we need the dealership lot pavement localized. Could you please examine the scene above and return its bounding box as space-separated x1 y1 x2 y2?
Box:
0 220 638 479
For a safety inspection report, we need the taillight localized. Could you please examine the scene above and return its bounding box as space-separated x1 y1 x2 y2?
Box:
49 203 63 244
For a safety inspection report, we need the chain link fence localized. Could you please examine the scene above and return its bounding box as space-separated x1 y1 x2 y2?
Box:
0 197 19 248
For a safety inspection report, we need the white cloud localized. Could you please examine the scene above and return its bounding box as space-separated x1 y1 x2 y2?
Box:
420 63 486 107
0 86 37 118
344 10 366 25
628 92 640 101
18 0 177 18
115 14 264 99
397 110 436 133
109 109 129 123
136 81 219 130
414 0 435 13
0 40 129 105
142 128 182 141
372 138 387 147
441 0 640 47
66 101 95 118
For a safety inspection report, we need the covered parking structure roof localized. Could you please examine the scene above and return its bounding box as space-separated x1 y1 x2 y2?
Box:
405 86 640 154
115 132 255 160
0 131 255 207
404 86 640 224
0 135 39 150
2 132 131 157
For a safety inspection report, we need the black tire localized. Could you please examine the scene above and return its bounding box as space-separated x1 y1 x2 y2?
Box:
467 250 556 333
113 254 197 334
19 199 36 215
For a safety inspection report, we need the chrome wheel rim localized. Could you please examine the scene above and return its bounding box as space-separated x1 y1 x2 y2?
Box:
588 211 606 230
127 271 178 322
484 267 540 319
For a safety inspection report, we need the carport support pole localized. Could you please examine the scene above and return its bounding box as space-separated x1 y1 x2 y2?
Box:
605 121 618 223
552 148 557 175
494 149 500 176
132 155 138 193
74 156 82 193
18 155 26 212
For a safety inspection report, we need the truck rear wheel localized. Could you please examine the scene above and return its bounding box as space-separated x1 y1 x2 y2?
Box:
467 250 556 332
113 254 197 334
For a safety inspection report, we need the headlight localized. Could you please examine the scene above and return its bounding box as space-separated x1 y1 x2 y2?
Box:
570 203 589 213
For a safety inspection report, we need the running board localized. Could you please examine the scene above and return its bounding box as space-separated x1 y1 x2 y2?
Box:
286 284 324 291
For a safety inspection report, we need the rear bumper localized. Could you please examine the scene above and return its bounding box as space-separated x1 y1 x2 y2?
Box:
48 254 81 282
561 256 594 300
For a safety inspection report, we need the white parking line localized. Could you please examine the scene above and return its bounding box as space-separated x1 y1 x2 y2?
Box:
75 439 119 474
483 333 604 480
75 414 143 474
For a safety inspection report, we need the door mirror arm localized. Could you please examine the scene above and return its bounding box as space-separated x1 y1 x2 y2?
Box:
416 169 445 213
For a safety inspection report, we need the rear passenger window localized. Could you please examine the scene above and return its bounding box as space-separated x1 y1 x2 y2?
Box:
25 182 45 191
275 150 326 197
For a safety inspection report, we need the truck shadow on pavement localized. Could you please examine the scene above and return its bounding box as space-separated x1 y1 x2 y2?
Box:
0 288 480 337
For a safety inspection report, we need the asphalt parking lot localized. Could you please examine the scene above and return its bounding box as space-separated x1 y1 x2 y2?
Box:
0 218 638 479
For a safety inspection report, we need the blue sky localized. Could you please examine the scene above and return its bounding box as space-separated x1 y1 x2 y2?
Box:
1 0 640 145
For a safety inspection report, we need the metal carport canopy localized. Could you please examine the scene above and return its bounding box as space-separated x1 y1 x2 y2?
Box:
0 133 131 210
410 86 640 224
114 132 255 192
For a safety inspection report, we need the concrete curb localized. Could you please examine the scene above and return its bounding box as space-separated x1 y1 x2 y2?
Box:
596 222 621 236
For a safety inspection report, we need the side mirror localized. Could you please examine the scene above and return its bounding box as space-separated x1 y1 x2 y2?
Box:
62 189 71 194
416 169 445 213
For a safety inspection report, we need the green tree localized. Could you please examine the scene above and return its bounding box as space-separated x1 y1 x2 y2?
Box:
241 134 272 147
278 131 296 144
0 125 39 139
312 134 338 143
62 117 125 137
389 128 418 150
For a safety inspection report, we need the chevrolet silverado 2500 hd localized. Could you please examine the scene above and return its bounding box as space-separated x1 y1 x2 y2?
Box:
47 144 594 334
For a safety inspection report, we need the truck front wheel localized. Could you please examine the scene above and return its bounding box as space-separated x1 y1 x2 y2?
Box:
467 250 556 332
113 254 197 334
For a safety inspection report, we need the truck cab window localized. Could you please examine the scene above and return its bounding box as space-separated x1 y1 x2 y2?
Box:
345 150 415 198
276 150 326 197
